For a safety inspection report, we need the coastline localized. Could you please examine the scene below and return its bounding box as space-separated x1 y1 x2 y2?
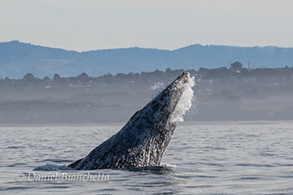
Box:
1 120 293 127
181 120 293 125
0 122 125 127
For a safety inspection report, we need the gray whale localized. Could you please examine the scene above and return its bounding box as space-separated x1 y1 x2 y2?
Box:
68 72 193 170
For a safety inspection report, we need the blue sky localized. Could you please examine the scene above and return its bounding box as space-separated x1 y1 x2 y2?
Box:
1 0 293 51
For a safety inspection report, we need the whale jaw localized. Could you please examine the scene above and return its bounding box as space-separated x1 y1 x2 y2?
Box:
69 72 192 170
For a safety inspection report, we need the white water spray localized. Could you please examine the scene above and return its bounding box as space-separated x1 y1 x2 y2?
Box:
170 76 195 123
150 82 165 99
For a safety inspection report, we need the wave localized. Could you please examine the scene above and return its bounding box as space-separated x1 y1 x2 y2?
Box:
126 165 174 175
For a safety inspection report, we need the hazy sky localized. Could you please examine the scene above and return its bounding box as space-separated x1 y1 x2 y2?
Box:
1 0 293 51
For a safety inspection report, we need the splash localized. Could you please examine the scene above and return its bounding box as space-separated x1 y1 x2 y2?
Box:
170 76 195 123
150 81 165 98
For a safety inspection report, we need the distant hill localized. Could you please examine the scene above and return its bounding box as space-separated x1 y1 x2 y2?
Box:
1 41 293 78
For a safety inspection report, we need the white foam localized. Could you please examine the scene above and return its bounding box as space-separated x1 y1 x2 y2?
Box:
161 163 177 168
33 164 73 171
170 76 195 123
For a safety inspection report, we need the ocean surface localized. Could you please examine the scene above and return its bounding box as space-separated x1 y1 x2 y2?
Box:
0 123 292 194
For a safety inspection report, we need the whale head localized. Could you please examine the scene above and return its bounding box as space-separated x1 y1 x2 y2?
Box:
69 72 194 170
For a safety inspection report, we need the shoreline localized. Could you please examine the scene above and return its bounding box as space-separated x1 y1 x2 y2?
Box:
181 120 293 125
1 120 293 127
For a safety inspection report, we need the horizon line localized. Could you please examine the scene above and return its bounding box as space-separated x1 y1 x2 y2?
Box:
2 40 293 53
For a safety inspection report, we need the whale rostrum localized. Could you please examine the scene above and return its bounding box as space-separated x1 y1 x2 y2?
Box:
68 72 193 170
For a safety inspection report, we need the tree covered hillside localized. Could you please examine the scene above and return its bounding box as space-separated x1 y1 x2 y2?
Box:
0 64 293 124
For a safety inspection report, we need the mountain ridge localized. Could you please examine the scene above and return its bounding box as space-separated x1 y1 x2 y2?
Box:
1 40 293 78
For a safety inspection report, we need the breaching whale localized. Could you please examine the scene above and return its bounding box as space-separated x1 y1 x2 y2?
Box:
68 72 194 170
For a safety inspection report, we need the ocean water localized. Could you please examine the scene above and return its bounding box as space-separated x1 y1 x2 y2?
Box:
0 123 292 194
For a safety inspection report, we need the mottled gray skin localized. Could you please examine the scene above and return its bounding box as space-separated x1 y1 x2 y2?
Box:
68 72 191 170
